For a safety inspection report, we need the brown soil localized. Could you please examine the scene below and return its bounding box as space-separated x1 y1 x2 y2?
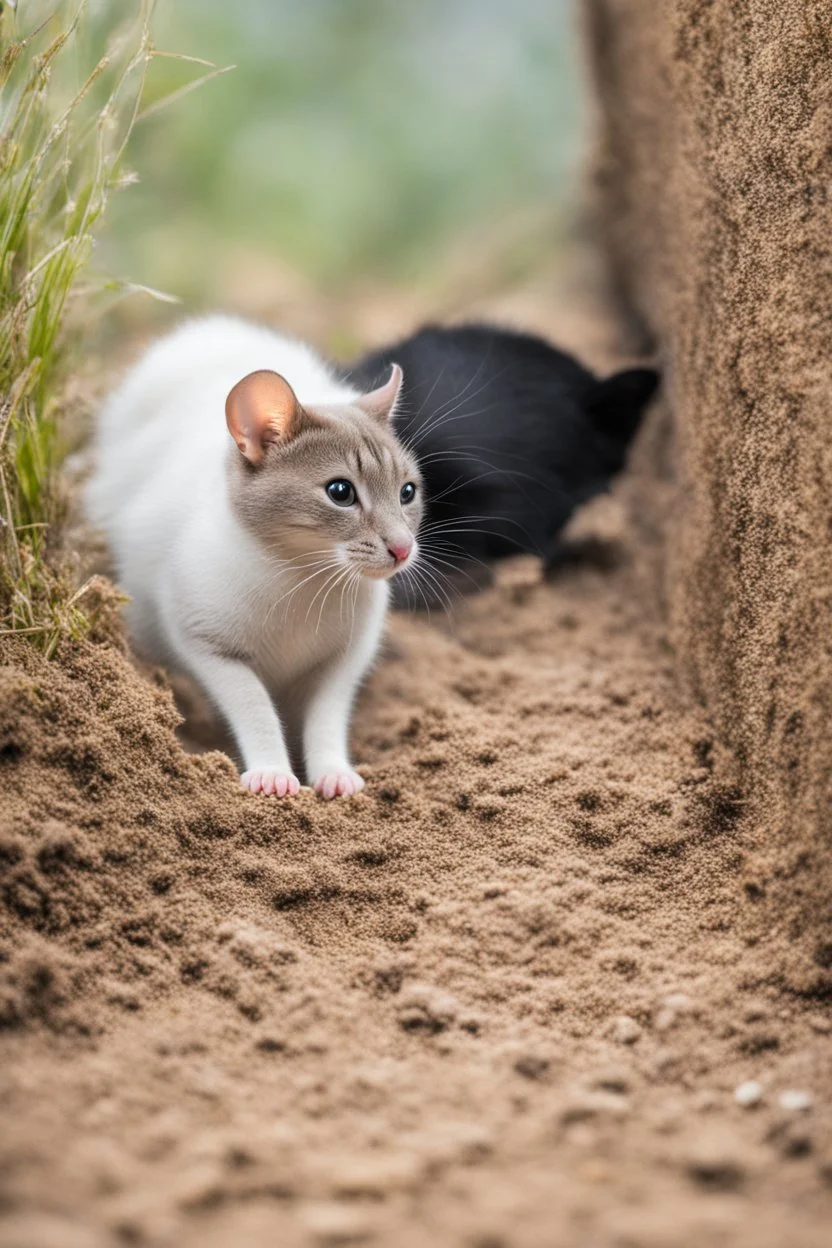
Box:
2 347 831 1245
3 5 832 1221
584 0 832 883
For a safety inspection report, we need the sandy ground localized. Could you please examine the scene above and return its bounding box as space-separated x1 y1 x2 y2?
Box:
1 275 831 1247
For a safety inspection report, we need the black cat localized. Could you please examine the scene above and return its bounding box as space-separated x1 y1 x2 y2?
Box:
348 323 658 606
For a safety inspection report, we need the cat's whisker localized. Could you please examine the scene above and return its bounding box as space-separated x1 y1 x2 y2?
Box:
414 359 489 430
417 436 553 468
399 557 457 620
410 352 498 431
263 562 332 618
421 512 535 542
288 548 347 566
315 564 352 633
346 569 362 646
406 360 512 448
268 558 345 622
425 526 531 551
417 538 492 574
414 446 551 494
277 556 343 594
302 567 341 629
415 549 483 590
305 563 347 627
415 569 457 620
382 360 451 460
408 394 493 449
395 363 459 450
422 527 532 557
412 358 451 420
421 513 512 527
425 461 547 509
409 395 504 447
415 562 457 610
400 565 434 620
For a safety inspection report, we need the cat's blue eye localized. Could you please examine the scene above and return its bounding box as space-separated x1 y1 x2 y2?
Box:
400 482 416 504
326 479 356 507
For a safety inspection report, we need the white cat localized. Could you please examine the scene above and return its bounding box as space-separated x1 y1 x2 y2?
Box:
87 315 422 798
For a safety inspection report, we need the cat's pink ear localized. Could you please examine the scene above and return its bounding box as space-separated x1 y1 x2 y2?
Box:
226 370 307 465
356 363 403 425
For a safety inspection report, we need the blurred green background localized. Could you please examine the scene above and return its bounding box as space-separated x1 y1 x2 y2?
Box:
100 0 583 312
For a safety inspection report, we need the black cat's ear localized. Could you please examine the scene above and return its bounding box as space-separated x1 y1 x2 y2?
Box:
586 367 660 442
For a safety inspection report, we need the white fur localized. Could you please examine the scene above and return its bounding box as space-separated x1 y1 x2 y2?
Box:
86 315 390 798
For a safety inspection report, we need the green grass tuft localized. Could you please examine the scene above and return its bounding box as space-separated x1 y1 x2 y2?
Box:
0 0 216 655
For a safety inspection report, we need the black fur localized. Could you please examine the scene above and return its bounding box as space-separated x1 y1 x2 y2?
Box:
347 323 658 605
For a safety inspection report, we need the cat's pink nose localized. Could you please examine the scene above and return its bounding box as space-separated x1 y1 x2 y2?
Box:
387 539 412 564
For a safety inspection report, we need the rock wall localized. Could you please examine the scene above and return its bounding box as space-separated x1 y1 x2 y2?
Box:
583 1 832 857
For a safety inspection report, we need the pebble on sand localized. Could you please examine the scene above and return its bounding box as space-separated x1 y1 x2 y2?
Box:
734 1081 764 1108
655 992 695 1032
778 1089 813 1113
613 1015 642 1045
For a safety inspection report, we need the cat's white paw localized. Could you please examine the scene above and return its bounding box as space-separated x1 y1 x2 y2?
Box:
312 770 365 800
241 768 301 797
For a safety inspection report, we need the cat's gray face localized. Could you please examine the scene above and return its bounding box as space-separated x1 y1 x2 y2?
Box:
226 368 421 581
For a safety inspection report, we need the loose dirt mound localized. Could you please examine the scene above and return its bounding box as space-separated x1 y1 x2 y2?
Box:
584 0 832 879
2 499 831 1244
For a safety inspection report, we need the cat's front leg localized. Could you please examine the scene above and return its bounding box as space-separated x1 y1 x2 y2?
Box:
176 641 300 796
302 595 386 799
